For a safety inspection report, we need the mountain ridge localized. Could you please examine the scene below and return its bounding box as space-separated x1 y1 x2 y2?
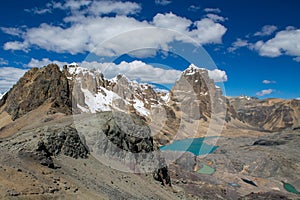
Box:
1 63 300 137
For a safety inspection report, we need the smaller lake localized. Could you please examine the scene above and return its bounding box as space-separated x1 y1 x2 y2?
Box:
160 137 219 156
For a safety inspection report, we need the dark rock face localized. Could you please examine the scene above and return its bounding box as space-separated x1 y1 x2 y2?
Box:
39 126 88 159
241 191 291 200
253 139 286 146
101 112 155 153
153 166 171 186
75 112 171 186
35 125 88 168
1 64 71 120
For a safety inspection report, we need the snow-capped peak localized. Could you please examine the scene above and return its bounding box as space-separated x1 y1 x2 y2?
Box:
238 95 252 101
184 64 206 75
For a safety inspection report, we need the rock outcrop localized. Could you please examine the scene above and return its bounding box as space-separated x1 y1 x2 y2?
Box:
169 65 222 121
0 64 71 120
74 111 171 186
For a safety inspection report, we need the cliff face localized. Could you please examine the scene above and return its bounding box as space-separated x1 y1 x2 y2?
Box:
169 65 225 121
0 64 71 120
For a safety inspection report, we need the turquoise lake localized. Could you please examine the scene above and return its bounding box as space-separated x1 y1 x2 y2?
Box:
160 137 219 156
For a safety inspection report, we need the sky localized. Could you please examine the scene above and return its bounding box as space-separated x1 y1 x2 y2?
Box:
0 0 299 99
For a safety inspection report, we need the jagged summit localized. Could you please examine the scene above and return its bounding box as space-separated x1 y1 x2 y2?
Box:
0 64 71 121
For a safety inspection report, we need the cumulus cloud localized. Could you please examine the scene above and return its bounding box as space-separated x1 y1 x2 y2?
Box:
204 8 221 13
84 60 182 84
262 80 276 84
230 26 300 62
253 28 300 60
254 25 277 37
0 67 28 93
207 69 228 82
155 0 172 6
3 1 227 57
256 89 274 96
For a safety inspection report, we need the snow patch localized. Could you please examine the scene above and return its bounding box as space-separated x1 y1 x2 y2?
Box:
160 93 170 102
81 87 122 113
133 98 150 116
238 95 252 100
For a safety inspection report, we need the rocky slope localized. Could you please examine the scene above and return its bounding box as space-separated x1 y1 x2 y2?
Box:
228 96 300 131
0 114 176 199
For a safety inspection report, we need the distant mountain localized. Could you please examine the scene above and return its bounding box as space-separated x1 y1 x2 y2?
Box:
227 97 300 131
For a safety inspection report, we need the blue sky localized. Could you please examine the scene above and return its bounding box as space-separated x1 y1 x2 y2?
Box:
0 0 299 99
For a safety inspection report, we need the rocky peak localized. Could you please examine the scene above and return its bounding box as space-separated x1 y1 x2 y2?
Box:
0 64 71 120
169 64 224 121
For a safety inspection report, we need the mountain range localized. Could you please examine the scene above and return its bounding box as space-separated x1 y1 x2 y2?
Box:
0 63 299 199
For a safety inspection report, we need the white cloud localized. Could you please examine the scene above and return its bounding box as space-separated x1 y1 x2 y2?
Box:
24 7 52 15
0 27 23 37
0 67 28 93
230 27 300 62
0 58 8 65
3 41 29 52
254 28 300 59
254 25 277 37
152 13 192 33
27 58 68 68
228 38 249 52
189 18 227 44
293 57 300 62
296 97 300 100
86 1 141 16
204 8 221 13
206 14 226 22
155 0 172 6
207 69 228 82
83 60 182 84
256 89 274 96
3 1 227 57
262 80 276 84
188 5 201 12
